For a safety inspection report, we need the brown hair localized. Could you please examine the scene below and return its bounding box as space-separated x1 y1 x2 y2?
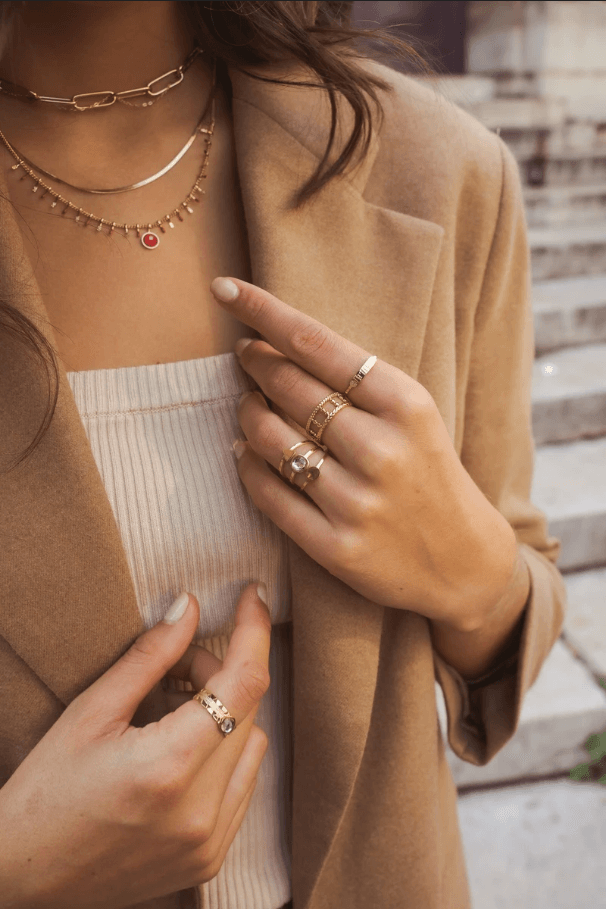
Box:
0 0 433 471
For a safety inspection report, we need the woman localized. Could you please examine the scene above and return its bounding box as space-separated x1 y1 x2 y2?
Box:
0 2 567 908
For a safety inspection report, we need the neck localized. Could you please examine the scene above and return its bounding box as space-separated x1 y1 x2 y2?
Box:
0 1 215 149
1 1 195 99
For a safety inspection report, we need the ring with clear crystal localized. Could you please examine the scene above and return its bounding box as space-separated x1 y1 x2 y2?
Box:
192 689 237 737
279 440 326 487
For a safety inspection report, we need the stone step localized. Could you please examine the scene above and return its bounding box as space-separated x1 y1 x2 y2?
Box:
457 779 606 909
500 126 606 165
528 221 606 281
560 565 606 681
524 182 606 228
532 435 606 572
533 274 606 354
519 151 606 189
532 342 606 444
455 96 568 133
437 566 606 787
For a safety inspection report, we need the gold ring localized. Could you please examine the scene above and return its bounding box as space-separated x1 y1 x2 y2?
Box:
343 355 377 397
299 453 326 492
192 688 237 736
279 440 325 486
305 392 351 444
279 440 313 478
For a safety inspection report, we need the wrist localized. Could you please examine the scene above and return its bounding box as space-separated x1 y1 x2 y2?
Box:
447 512 518 634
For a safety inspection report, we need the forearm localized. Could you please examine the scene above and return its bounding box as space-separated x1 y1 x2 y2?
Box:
429 543 531 683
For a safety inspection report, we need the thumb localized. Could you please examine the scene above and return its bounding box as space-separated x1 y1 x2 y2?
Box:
70 592 200 731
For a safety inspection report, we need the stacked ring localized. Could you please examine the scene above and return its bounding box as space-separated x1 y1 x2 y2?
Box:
299 452 326 491
279 440 325 490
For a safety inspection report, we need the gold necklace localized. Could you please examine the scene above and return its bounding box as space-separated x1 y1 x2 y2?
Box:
0 45 202 111
0 60 217 250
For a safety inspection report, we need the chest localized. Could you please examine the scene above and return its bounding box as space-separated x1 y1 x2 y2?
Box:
5 96 254 373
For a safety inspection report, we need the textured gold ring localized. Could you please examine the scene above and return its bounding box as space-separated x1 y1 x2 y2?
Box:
192 688 237 736
343 355 377 397
305 392 351 444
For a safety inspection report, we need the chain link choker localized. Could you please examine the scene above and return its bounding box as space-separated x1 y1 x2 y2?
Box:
0 58 217 250
0 45 202 111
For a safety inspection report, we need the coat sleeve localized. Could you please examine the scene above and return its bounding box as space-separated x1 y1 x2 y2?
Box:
432 136 568 766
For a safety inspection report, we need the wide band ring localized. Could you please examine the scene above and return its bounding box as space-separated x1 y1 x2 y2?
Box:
305 392 351 444
279 440 325 488
343 355 377 397
192 688 237 736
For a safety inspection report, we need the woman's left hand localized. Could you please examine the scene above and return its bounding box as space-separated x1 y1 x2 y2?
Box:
211 277 518 633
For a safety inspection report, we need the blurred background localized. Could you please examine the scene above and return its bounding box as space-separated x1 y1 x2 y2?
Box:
348 2 606 907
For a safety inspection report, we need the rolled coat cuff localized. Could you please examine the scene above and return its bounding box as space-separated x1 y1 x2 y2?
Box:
432 543 567 766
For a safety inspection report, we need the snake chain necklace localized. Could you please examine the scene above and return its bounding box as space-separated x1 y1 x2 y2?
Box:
0 45 216 250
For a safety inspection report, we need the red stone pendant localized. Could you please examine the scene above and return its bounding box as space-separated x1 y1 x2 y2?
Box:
141 231 160 249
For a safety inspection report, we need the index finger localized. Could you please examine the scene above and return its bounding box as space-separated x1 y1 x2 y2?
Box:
210 276 402 415
164 582 272 770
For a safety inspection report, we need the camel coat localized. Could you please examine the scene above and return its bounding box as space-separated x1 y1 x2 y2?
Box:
0 57 567 909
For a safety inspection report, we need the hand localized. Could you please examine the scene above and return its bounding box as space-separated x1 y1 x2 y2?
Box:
0 585 271 909
211 277 518 633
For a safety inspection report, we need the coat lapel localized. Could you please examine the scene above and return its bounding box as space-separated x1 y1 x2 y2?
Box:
0 60 443 906
227 63 444 907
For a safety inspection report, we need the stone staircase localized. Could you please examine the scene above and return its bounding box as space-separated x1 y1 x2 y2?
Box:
421 74 606 790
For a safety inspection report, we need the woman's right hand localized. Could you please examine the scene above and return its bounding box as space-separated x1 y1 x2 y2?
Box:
0 583 272 909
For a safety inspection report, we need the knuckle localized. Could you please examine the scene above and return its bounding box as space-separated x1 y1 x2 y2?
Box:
289 322 333 360
122 636 156 668
233 660 271 706
406 383 436 418
198 851 223 884
240 290 269 322
182 815 216 849
369 440 399 473
253 416 284 456
354 435 398 476
267 359 303 398
133 764 185 807
351 490 384 524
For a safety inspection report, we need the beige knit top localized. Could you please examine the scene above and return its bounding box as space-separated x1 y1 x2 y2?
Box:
66 352 293 909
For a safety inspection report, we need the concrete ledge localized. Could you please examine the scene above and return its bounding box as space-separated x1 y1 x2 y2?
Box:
561 565 606 678
533 274 606 354
457 779 606 909
463 96 568 131
529 221 606 281
415 74 496 106
533 436 606 572
525 182 606 228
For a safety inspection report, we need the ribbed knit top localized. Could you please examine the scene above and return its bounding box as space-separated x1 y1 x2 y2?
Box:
66 352 293 909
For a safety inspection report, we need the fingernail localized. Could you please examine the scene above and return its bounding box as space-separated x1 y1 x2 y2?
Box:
234 336 253 357
211 277 239 302
257 582 268 605
233 440 246 459
162 592 190 625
